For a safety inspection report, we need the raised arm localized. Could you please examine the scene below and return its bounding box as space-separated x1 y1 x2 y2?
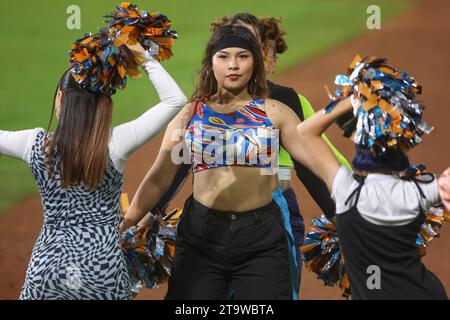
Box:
287 93 341 217
109 51 187 172
267 97 353 192
120 102 194 231
298 94 351 169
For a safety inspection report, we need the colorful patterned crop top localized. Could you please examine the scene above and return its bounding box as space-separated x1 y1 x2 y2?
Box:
184 97 278 173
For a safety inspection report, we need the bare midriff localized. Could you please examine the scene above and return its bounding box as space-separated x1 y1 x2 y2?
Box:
192 166 279 211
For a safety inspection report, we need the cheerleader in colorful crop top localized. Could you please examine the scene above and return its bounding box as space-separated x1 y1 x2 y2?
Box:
139 14 351 299
121 23 348 299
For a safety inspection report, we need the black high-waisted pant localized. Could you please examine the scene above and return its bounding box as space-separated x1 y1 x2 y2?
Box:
165 195 292 300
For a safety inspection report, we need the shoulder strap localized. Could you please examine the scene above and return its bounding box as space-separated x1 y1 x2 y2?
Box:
344 174 367 206
185 100 201 128
248 97 265 110
259 98 267 113
399 165 435 200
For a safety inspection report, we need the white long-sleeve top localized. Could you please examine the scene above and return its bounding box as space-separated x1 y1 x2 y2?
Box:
0 57 187 173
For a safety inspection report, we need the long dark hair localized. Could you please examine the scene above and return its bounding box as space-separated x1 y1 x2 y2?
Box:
45 69 113 190
192 25 267 100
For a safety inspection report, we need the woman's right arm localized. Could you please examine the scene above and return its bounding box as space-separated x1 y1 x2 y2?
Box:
0 128 42 163
109 52 188 172
120 102 195 231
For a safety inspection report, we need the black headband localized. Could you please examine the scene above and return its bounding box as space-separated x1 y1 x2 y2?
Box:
212 35 252 55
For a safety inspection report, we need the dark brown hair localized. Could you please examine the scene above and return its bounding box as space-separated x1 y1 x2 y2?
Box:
46 70 113 190
192 25 267 100
259 17 288 54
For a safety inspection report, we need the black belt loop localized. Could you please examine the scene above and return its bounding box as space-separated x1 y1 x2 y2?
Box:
230 215 236 233
253 211 260 224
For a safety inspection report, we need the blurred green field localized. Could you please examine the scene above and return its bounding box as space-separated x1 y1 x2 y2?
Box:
0 0 412 213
